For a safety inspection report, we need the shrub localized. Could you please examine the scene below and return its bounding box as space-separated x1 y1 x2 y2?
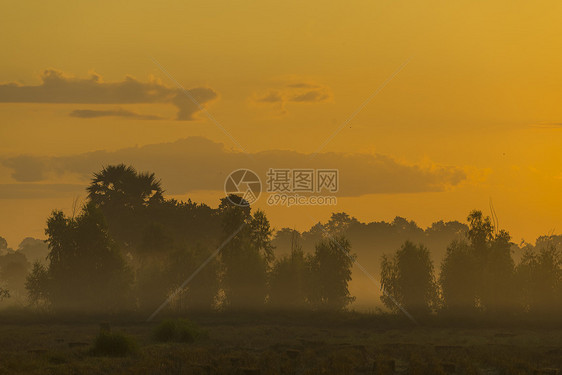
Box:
91 331 138 357
152 318 206 343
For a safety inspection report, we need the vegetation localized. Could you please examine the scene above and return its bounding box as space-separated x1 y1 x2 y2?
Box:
0 164 560 373
91 331 138 357
152 318 206 343
0 164 558 321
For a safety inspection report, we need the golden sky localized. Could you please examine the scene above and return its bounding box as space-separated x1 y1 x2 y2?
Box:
1 0 561 247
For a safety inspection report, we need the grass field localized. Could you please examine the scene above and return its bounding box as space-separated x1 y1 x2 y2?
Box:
0 312 560 374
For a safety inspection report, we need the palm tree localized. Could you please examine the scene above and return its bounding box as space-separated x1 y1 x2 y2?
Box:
87 164 163 210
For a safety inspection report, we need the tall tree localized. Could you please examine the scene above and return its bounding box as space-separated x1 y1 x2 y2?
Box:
380 241 439 316
44 203 132 312
87 164 164 251
269 231 309 310
440 210 516 315
516 243 562 315
439 240 478 314
219 195 268 310
87 164 163 210
308 236 355 311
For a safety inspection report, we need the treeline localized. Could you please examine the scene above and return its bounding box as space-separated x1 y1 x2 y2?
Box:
380 211 562 319
20 165 356 314
0 237 48 303
1 164 560 321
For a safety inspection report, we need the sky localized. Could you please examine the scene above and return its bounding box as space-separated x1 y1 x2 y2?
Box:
0 0 561 248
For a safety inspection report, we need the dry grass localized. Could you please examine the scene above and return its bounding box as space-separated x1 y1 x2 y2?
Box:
0 312 560 374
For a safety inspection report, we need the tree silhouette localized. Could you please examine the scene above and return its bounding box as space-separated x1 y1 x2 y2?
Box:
439 240 478 314
516 243 562 315
308 236 355 311
380 241 439 316
44 203 132 312
25 262 49 307
87 164 163 210
0 250 30 301
269 231 309 310
219 195 268 310
440 210 516 315
87 164 164 252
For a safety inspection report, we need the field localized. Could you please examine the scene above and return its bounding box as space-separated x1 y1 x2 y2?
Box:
0 312 560 375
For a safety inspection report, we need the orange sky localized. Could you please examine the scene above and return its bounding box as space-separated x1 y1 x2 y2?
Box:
1 0 561 248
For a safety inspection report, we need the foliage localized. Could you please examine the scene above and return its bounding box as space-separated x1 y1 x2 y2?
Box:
219 196 269 310
380 241 440 316
152 318 206 343
516 243 562 314
91 331 138 357
44 203 132 312
308 236 355 311
269 233 309 309
440 210 517 315
25 262 49 307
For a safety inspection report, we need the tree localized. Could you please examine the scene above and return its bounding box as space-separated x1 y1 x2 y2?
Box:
516 244 562 315
219 195 268 310
0 251 30 300
249 209 275 264
167 244 220 312
87 164 163 210
439 240 478 314
87 164 164 252
480 229 516 314
17 238 49 265
25 262 49 307
45 203 132 312
324 212 357 236
308 236 355 311
380 241 439 316
0 236 8 256
440 210 516 315
269 232 309 310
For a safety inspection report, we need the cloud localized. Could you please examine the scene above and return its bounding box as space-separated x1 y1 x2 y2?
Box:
0 137 467 198
0 183 84 199
529 123 562 129
2 156 47 182
253 79 332 115
69 108 164 120
0 69 218 121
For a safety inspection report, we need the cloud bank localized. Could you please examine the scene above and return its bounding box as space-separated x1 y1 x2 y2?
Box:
0 69 217 120
0 137 467 199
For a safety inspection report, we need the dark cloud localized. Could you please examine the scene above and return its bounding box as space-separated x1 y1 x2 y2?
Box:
0 69 218 121
2 156 47 182
0 137 467 198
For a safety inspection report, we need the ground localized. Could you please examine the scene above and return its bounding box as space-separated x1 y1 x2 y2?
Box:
0 312 560 374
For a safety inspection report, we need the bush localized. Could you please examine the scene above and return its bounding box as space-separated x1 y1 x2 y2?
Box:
91 331 138 357
152 318 206 343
